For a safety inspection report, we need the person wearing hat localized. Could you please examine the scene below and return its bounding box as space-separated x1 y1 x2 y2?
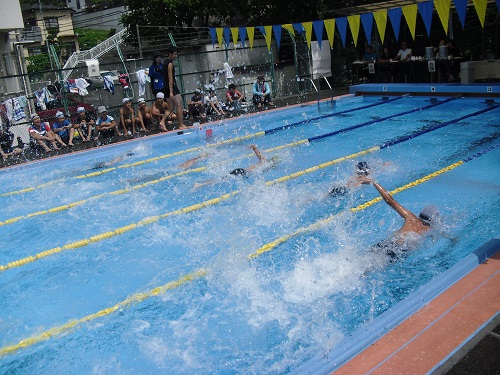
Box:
225 83 245 110
28 113 64 152
152 91 176 131
204 89 226 118
359 177 440 257
73 106 96 142
95 106 117 141
51 111 71 146
136 98 152 132
188 89 206 120
161 47 188 130
252 75 273 108
149 52 164 96
119 97 144 135
0 122 23 160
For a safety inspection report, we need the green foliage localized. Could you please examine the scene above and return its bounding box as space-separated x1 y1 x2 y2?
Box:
76 29 115 49
26 53 51 73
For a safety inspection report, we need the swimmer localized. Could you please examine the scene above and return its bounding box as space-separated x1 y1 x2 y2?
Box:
91 152 135 170
359 177 439 257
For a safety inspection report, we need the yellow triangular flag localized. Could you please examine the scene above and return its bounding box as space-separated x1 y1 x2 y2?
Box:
264 25 273 51
324 18 336 48
347 14 361 47
402 4 418 40
231 27 239 47
247 27 255 49
434 0 451 34
472 0 488 28
282 24 295 36
373 10 387 44
216 28 224 48
302 21 313 49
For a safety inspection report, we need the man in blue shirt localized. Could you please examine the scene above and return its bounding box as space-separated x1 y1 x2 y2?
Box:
252 75 273 108
149 52 164 96
51 111 71 146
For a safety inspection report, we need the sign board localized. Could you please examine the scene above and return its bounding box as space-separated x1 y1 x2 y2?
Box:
85 59 100 77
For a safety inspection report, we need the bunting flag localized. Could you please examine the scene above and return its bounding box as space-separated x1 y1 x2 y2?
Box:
283 24 295 36
292 22 304 34
312 20 324 49
472 0 488 28
434 0 451 35
231 27 239 46
209 27 217 47
239 27 247 47
273 25 282 50
388 8 402 42
246 26 255 49
453 0 468 28
360 13 374 44
324 18 335 48
347 14 361 47
402 4 418 40
418 1 434 37
216 27 224 48
336 17 348 47
302 21 313 49
223 27 231 47
373 10 388 44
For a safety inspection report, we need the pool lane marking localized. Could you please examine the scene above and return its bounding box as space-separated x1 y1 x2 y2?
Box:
0 98 464 227
248 143 500 259
1 104 498 271
1 145 497 358
0 97 404 197
0 268 207 357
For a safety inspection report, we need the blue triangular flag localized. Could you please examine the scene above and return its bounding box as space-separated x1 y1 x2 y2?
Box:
273 25 282 50
388 7 402 42
360 13 374 44
336 17 348 47
257 26 266 36
209 28 217 47
453 0 468 29
223 27 231 47
312 20 324 48
418 1 434 37
292 23 304 34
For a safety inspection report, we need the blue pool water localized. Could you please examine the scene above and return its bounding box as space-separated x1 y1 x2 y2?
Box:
0 96 499 374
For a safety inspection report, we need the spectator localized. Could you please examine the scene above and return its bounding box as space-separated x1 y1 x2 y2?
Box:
152 92 175 132
252 75 273 108
378 46 394 82
95 106 117 141
149 52 164 96
188 89 206 120
73 106 95 142
395 41 412 62
51 111 71 146
137 98 153 132
161 47 188 130
204 89 226 118
29 113 64 152
0 123 23 159
362 45 378 61
119 98 144 135
226 83 245 110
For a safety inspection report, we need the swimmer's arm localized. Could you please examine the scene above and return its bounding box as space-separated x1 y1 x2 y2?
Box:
367 180 411 220
250 144 265 163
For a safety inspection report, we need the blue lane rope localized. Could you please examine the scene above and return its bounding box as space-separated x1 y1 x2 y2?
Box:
263 96 404 135
307 97 457 142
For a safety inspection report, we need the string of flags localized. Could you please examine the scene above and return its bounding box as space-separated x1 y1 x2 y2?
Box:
209 0 499 51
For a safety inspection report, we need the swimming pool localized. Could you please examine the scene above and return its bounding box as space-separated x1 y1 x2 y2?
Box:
0 95 498 374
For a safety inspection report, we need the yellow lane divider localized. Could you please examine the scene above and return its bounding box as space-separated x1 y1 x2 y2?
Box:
0 131 267 197
248 160 464 259
0 268 207 357
0 146 382 272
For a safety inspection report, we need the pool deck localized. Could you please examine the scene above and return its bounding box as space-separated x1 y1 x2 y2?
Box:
331 248 500 375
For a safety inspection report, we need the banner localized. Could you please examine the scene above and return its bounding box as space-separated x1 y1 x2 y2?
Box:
303 21 313 49
209 28 216 47
273 25 282 50
239 27 247 47
373 10 388 44
347 14 361 47
216 27 224 48
223 27 231 47
434 0 451 35
402 4 418 40
246 26 255 49
336 17 348 47
417 1 434 37
453 0 468 29
282 24 295 36
472 0 488 27
231 27 239 46
388 8 402 42
264 25 273 51
313 20 324 49
292 22 304 34
324 18 336 48
360 12 374 44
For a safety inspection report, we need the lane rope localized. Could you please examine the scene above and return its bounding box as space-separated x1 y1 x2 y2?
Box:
248 143 499 259
1 144 497 357
2 104 498 271
0 98 403 197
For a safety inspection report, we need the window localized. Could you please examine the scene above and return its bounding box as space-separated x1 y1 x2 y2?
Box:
44 17 59 30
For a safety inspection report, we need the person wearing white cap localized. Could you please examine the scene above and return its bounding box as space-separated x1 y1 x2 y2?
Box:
359 177 440 257
118 97 143 135
28 113 65 152
73 106 95 142
152 91 176 131
50 111 70 147
95 106 117 141
136 98 152 132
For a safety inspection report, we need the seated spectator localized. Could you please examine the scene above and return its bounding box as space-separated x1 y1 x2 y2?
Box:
137 98 153 132
119 98 144 135
394 41 413 82
51 111 71 146
226 83 245 109
29 113 65 152
188 89 206 120
73 106 95 142
378 46 394 82
252 75 273 108
95 106 117 141
204 89 226 118
0 123 23 159
152 92 176 132
362 45 378 62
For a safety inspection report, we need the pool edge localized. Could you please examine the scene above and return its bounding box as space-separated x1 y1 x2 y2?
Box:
295 236 500 375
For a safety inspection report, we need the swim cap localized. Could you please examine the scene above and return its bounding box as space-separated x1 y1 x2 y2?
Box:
138 98 146 103
156 92 165 99
356 161 371 175
31 113 40 121
122 98 131 104
419 205 440 224
55 111 65 118
77 106 85 112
